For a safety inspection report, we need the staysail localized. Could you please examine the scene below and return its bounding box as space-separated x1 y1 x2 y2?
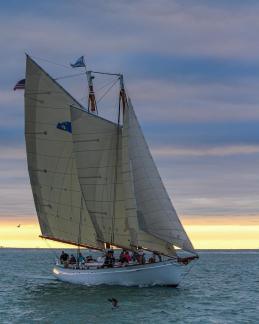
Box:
24 55 104 250
124 99 195 253
121 106 177 256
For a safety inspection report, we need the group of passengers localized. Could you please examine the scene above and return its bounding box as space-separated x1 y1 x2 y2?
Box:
60 251 94 267
101 249 147 268
108 249 162 267
59 249 161 269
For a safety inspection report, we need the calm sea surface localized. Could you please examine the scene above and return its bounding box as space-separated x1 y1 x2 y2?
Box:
0 249 258 324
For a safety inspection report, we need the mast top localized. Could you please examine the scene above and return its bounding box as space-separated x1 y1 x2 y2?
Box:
119 74 125 90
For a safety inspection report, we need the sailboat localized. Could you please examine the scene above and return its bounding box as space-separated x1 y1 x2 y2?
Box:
24 55 198 286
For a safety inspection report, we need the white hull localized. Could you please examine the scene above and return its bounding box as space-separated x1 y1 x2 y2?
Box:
53 260 190 287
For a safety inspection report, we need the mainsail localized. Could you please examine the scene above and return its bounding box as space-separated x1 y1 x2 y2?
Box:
24 55 104 249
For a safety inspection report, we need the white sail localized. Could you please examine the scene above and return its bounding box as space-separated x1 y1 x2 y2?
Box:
70 106 133 249
124 99 195 253
24 55 103 249
122 111 177 256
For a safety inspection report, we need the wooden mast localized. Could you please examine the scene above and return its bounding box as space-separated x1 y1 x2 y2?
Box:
119 74 127 112
110 76 123 246
86 70 98 114
76 195 83 267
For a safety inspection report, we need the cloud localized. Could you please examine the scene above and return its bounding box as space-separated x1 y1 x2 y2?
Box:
151 145 259 157
128 79 259 123
1 0 259 64
0 0 258 229
1 146 26 160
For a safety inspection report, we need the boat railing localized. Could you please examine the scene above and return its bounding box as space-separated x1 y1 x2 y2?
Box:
56 258 179 270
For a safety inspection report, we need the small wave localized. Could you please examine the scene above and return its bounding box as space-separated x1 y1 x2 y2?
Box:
198 251 259 255
29 275 56 280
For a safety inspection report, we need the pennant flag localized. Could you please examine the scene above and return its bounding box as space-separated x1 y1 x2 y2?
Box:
70 56 85 68
56 121 72 133
13 79 25 91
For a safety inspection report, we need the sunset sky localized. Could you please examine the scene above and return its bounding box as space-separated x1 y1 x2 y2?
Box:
0 0 258 249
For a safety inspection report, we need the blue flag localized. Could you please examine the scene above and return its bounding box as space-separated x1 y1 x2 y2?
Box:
70 56 85 68
56 121 72 133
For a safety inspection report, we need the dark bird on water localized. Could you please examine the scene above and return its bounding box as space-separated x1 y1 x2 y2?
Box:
108 298 118 309
17 224 21 228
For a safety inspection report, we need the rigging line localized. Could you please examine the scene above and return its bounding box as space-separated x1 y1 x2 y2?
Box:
42 237 59 259
78 176 104 244
110 83 120 124
178 259 197 284
79 95 87 103
124 84 132 99
30 55 72 69
77 195 84 266
95 78 118 92
96 78 120 104
54 72 86 80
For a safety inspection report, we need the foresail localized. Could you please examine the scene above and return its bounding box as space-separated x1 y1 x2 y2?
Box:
24 55 104 250
70 106 133 249
122 116 176 256
124 99 195 253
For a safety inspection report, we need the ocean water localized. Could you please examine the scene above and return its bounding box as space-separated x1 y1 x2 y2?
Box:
0 249 258 324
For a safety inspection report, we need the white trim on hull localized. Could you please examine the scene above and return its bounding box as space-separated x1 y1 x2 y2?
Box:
53 260 191 287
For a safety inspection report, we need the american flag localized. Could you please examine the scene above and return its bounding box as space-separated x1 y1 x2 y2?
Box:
13 79 25 90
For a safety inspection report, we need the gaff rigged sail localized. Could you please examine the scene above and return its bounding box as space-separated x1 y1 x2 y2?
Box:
24 55 103 250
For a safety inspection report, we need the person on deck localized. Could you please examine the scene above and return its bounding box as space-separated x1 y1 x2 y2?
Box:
148 255 156 263
69 254 76 264
132 251 139 263
149 252 162 263
60 251 69 264
154 252 162 262
137 250 146 264
124 251 131 263
78 253 85 264
86 255 94 263
102 250 115 268
119 250 131 266
119 250 126 263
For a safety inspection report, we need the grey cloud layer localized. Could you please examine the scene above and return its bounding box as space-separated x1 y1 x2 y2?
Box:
0 0 258 222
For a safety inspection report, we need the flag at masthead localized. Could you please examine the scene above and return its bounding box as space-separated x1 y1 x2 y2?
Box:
70 56 86 68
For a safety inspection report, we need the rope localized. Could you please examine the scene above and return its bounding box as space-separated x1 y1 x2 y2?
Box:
96 78 118 92
30 55 71 69
54 72 85 80
179 259 198 284
42 237 60 260
96 78 119 104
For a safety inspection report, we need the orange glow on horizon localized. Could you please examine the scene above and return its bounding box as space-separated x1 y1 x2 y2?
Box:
0 216 259 249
